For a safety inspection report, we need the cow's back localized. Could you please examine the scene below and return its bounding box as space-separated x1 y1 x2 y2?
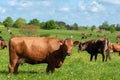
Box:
110 43 120 52
9 36 62 61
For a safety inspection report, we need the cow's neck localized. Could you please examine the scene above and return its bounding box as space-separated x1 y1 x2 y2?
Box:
84 42 89 51
55 44 67 61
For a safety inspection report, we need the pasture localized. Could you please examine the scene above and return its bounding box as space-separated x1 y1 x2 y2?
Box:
0 28 120 80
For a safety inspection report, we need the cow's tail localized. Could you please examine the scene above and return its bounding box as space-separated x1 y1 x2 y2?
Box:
105 38 111 61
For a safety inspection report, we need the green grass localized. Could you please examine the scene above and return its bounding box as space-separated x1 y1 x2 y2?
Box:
0 24 5 28
0 27 120 80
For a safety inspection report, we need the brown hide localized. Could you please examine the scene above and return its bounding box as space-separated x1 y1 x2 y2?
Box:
78 38 110 61
110 43 120 55
116 34 120 39
0 40 7 49
8 36 73 74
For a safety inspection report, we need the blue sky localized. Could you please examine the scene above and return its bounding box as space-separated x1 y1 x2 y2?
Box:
0 0 120 26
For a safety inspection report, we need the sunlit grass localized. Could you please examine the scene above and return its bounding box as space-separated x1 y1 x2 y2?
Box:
0 28 120 80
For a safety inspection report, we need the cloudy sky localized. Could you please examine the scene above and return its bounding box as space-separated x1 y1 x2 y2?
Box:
0 0 120 26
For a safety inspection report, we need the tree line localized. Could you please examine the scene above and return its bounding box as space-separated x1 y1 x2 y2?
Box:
0 17 120 32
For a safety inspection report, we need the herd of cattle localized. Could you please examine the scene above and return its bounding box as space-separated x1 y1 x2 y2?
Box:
0 32 120 74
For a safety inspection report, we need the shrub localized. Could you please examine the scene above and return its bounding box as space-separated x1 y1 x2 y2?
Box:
19 25 39 36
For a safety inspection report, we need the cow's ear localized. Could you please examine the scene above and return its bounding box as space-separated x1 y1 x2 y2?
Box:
59 40 64 45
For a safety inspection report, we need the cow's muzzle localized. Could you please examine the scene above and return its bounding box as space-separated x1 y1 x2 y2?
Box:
67 51 71 56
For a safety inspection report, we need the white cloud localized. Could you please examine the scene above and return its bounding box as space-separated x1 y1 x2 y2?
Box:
40 1 51 7
8 0 33 7
103 0 120 5
78 3 86 10
8 0 51 8
0 7 6 13
91 1 105 12
8 1 16 6
59 7 70 12
78 1 105 13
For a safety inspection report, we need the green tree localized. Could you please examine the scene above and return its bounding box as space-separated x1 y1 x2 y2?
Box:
13 18 26 28
3 17 14 27
56 21 66 29
109 27 116 33
91 25 96 31
40 22 45 29
99 21 109 30
28 18 40 26
73 23 79 30
116 24 120 31
43 20 58 29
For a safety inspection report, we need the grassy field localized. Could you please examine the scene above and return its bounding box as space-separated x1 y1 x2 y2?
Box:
0 27 120 80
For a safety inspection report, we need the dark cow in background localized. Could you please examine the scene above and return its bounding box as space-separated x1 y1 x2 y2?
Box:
8 36 73 74
110 43 120 56
78 38 110 61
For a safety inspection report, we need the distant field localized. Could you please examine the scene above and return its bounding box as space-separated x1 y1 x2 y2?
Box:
0 24 5 28
0 27 120 80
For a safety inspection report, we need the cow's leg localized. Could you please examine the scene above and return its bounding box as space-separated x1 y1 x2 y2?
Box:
119 52 120 56
105 51 111 61
101 53 105 62
108 55 111 61
90 54 94 61
46 64 50 73
46 64 55 73
95 54 98 61
8 52 18 74
14 63 20 73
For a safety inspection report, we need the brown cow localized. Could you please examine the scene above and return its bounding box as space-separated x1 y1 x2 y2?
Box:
0 40 7 49
0 36 7 49
109 43 120 56
8 36 73 74
78 38 110 61
116 33 120 40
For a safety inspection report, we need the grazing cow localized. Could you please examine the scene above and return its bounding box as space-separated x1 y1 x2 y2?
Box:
8 36 73 74
81 33 87 39
0 40 7 49
7 27 13 35
0 36 7 49
96 29 104 33
116 33 120 40
78 38 110 61
109 43 120 56
81 33 92 39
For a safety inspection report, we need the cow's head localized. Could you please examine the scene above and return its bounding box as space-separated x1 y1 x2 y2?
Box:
78 42 86 53
60 38 73 56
